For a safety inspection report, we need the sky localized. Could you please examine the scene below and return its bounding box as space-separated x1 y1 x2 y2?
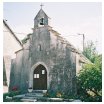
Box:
3 2 102 53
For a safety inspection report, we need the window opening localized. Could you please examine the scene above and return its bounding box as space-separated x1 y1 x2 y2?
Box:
34 74 39 78
42 70 45 74
40 18 44 25
38 44 41 51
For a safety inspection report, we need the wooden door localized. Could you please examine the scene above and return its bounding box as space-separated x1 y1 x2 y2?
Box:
33 65 47 90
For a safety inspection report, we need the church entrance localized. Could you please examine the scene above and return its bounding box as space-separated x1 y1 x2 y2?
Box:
33 65 47 90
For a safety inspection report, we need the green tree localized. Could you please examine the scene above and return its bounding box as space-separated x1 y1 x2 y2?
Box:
83 41 98 63
77 41 102 102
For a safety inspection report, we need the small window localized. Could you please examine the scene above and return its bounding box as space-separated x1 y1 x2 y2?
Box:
34 74 39 78
34 74 37 78
42 70 45 74
37 74 39 78
38 44 41 51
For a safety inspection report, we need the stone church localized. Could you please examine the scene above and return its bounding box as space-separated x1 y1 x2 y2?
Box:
9 8 90 95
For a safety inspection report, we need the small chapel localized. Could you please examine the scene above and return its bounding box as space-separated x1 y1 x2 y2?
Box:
9 6 89 95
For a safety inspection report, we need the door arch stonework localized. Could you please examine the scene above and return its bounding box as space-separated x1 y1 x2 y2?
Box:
29 62 49 90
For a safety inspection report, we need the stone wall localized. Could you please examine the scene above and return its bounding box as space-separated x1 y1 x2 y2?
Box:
31 27 50 66
9 50 23 91
20 50 31 92
9 26 77 95
49 32 76 95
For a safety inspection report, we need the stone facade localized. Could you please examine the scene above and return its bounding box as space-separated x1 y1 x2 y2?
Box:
9 8 89 95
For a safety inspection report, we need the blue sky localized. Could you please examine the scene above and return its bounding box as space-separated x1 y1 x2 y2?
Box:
3 2 102 53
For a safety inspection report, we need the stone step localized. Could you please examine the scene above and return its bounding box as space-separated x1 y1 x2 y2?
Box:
32 90 46 93
47 98 63 102
23 96 37 99
25 92 43 97
13 90 46 102
21 98 37 102
13 94 26 99
22 96 48 102
22 96 45 102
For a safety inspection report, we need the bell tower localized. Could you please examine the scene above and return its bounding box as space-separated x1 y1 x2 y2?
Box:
34 4 50 28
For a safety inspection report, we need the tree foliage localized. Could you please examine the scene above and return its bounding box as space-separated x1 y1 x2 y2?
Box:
83 41 98 63
77 41 102 102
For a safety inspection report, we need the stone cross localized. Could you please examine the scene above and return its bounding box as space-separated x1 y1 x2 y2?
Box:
40 3 44 9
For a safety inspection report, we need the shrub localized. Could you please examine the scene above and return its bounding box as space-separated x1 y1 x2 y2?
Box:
3 91 21 102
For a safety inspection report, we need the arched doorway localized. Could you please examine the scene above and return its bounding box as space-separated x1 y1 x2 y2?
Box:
33 64 47 90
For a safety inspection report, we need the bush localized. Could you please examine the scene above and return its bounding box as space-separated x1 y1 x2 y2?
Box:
77 63 102 102
3 91 21 102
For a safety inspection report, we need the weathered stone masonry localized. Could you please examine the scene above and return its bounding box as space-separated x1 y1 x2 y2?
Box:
9 8 89 95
